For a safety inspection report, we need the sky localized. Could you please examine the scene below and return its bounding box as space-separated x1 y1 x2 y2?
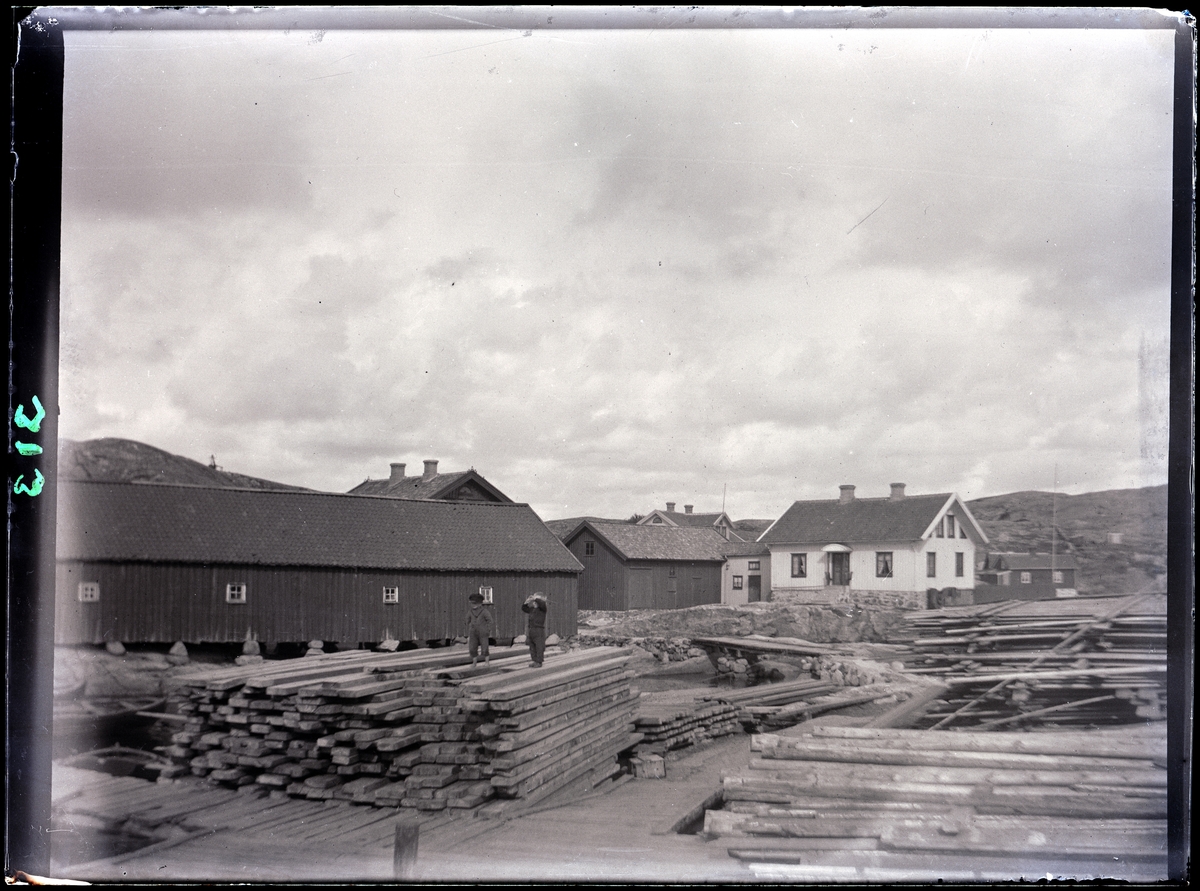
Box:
57 17 1178 522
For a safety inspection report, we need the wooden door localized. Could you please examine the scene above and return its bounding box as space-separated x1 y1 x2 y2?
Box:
829 552 851 586
747 575 762 603
629 569 653 610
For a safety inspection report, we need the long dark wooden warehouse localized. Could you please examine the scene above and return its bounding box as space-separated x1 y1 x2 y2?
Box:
55 481 581 646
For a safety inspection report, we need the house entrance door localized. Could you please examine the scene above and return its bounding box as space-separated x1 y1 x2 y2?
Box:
629 569 653 609
828 552 851 586
747 575 762 603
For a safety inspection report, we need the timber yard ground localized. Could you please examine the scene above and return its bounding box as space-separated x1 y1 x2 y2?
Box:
45 599 1171 884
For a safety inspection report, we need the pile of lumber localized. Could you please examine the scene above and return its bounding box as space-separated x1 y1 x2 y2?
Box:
899 593 1167 729
699 678 896 733
632 701 742 753
709 724 1168 881
160 645 639 812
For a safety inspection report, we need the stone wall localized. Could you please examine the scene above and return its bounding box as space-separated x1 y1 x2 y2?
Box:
770 586 924 611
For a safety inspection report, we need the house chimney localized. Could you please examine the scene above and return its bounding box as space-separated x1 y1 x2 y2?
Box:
422 459 438 482
839 485 856 504
890 482 906 501
684 505 694 514
666 502 676 513
389 463 406 484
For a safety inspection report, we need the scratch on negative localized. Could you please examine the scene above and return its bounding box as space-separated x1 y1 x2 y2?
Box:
846 197 888 235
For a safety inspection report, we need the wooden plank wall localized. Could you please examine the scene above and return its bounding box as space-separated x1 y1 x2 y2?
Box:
55 562 577 645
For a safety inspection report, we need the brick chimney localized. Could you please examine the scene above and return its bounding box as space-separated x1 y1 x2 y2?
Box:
422 459 439 482
389 463 406 484
666 502 675 513
684 505 694 514
890 482 906 501
839 485 856 504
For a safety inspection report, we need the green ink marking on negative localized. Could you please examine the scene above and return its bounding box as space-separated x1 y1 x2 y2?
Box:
14 468 44 497
15 441 43 456
15 395 46 433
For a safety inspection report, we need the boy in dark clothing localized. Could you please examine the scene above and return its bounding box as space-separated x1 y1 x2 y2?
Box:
466 592 493 668
521 593 548 667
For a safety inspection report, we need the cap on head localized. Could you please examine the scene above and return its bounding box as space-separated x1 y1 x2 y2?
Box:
469 592 484 603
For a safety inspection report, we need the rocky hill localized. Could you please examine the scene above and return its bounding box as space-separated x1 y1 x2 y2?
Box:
966 486 1168 596
58 438 311 491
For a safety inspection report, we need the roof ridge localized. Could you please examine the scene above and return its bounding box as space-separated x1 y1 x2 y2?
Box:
62 479 532 509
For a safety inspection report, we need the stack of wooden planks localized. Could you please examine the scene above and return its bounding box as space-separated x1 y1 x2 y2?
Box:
708 723 1168 881
898 593 1167 729
161 645 638 813
632 701 742 753
698 678 897 733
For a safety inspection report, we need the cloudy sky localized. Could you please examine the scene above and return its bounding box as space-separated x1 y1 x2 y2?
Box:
58 16 1177 522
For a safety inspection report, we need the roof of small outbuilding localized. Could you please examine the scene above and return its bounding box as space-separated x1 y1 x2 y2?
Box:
57 481 582 573
568 520 733 562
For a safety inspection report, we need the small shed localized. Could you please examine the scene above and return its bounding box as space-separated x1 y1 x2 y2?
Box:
975 552 1080 602
56 481 580 646
563 520 729 611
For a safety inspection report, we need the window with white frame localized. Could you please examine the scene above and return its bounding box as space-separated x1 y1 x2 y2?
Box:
226 583 247 603
1053 570 1064 584
876 552 894 578
78 582 100 602
1020 571 1032 584
748 560 760 571
732 575 744 590
383 586 399 603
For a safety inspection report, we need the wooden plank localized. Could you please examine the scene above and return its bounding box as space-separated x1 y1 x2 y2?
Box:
462 654 632 702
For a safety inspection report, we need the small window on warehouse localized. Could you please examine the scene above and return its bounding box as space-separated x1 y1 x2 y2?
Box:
584 540 595 557
78 582 100 602
1020 572 1032 584
748 560 760 571
732 575 744 590
382 587 399 604
226 583 247 603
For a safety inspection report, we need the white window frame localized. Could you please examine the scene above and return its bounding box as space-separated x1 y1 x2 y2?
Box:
226 583 247 603
1052 570 1064 584
479 586 493 604
78 582 100 603
748 560 760 572
1020 571 1032 584
732 575 744 590
876 552 894 578
382 586 399 604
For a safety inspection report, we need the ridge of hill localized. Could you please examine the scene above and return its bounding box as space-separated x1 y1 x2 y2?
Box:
58 438 312 492
967 485 1168 596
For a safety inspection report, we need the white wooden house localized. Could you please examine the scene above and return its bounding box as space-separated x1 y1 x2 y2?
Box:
759 483 989 609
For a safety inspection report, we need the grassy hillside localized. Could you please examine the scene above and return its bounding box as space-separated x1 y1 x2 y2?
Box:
59 438 311 492
967 486 1168 596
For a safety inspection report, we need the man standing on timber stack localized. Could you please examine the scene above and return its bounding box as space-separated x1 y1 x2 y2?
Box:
522 592 548 667
466 591 493 668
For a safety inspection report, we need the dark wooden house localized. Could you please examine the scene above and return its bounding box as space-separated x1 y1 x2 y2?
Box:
56 481 580 646
975 552 1080 603
348 459 512 502
562 520 729 611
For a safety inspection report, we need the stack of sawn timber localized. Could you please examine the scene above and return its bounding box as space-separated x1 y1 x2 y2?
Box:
632 700 742 754
700 679 894 733
900 593 1167 729
161 645 638 813
710 723 1168 879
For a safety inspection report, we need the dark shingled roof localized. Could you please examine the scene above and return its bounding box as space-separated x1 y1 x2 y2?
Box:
570 521 731 562
543 517 630 540
721 540 771 557
347 469 511 503
761 493 985 545
57 481 583 573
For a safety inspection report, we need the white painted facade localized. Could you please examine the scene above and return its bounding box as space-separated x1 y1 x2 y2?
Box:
721 553 771 604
